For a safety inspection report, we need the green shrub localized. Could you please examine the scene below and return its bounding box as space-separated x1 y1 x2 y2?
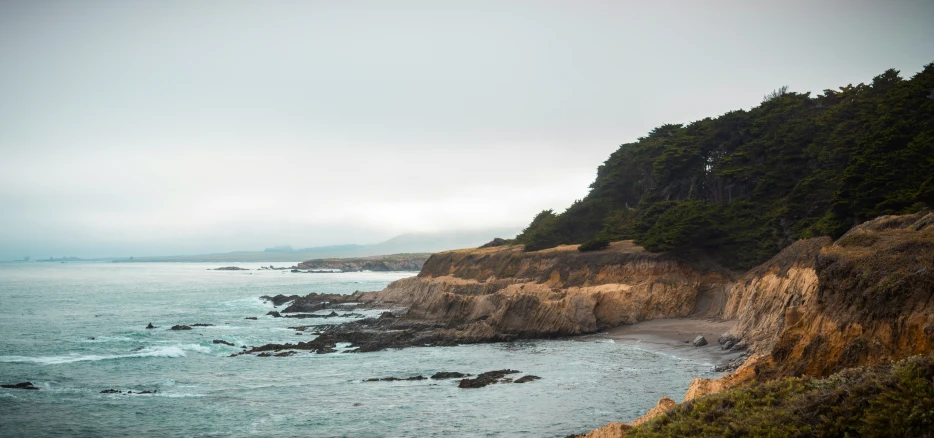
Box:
578 236 610 252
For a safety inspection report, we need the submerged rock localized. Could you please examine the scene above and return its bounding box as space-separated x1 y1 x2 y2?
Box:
364 376 426 382
458 370 521 388
100 389 120 394
170 325 192 331
1 382 38 390
692 335 708 347
190 323 214 327
514 375 541 383
431 372 468 379
260 294 301 306
213 339 235 346
266 311 282 318
244 317 257 320
145 322 156 329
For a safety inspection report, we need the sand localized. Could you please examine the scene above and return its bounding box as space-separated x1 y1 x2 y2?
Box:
582 318 745 367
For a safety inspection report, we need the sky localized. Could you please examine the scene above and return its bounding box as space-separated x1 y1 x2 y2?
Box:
1 0 933 260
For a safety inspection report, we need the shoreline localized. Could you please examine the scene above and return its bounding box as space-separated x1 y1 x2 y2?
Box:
583 318 744 368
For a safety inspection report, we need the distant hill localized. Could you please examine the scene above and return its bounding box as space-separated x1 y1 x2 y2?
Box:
111 227 521 263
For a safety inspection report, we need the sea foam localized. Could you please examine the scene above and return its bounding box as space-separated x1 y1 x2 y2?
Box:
0 345 198 365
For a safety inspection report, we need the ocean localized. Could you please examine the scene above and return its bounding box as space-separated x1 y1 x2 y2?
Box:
0 262 719 437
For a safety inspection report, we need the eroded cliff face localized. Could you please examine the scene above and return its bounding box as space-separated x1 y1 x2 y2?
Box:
583 213 934 437
684 213 934 400
361 241 734 339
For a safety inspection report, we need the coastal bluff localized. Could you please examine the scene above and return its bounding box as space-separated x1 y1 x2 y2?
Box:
359 240 734 339
583 212 934 436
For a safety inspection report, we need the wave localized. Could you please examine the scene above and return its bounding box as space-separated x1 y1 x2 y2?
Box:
0 344 208 365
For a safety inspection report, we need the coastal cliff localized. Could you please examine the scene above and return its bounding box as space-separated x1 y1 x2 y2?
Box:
584 212 934 436
362 241 733 339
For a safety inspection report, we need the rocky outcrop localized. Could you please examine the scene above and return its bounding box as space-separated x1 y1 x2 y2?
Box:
296 254 429 272
362 241 734 340
582 212 934 436
1 382 38 390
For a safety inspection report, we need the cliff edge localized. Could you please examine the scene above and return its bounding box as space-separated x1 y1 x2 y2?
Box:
362 240 734 340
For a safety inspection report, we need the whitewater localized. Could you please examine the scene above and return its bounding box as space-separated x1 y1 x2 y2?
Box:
0 262 719 437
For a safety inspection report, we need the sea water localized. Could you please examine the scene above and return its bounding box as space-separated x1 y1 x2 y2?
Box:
0 262 720 437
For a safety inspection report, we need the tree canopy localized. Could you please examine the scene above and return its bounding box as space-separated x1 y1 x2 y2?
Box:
517 64 934 270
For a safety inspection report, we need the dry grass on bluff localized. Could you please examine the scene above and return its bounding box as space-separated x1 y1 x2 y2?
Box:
622 353 934 437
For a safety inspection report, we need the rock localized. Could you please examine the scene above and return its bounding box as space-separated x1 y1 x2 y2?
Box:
259 294 301 306
170 325 192 330
364 375 426 382
458 370 521 388
213 339 235 346
257 352 272 357
100 389 121 394
326 311 339 317
379 311 395 319
214 266 248 271
190 323 214 327
1 382 38 390
692 335 708 347
514 375 541 383
273 351 296 357
431 372 468 379
145 323 156 329
266 311 282 318
245 317 257 320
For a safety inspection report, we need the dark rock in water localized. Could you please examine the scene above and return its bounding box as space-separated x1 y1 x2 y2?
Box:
190 323 214 327
100 389 121 394
127 390 156 394
244 317 258 320
379 311 395 320
341 313 365 318
274 351 296 357
170 325 192 331
364 375 426 382
295 332 302 335
260 294 301 306
266 311 282 318
514 375 541 383
692 335 708 347
257 352 272 357
279 292 366 313
131 346 146 352
214 266 248 271
146 323 156 329
283 311 342 319
1 382 39 390
213 339 235 346
458 370 521 388
431 372 468 379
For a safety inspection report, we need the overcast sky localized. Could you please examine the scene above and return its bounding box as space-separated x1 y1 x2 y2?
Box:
1 0 933 260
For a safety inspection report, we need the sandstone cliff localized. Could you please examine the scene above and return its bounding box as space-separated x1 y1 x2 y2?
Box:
361 241 734 339
586 212 934 436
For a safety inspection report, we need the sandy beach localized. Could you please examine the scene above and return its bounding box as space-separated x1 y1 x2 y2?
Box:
584 318 745 367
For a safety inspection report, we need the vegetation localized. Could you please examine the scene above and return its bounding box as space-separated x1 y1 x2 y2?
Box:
517 64 934 269
625 354 934 437
578 236 610 252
